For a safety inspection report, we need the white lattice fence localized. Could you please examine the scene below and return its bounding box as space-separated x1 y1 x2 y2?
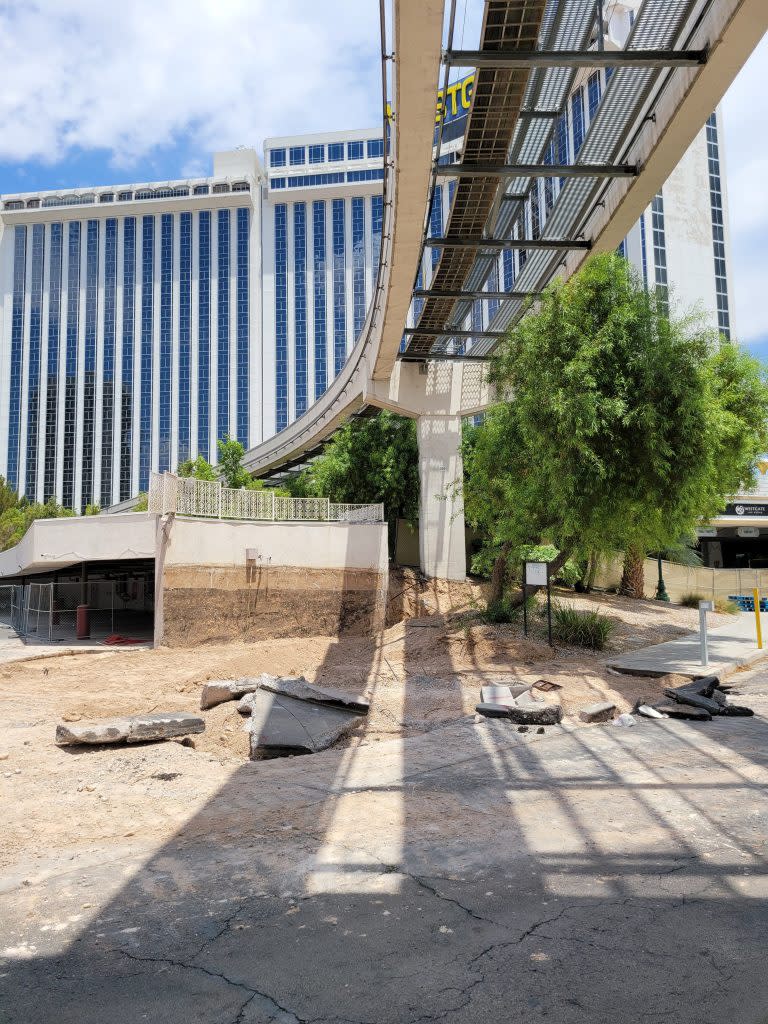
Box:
147 472 383 523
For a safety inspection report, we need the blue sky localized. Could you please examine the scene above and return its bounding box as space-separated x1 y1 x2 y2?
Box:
0 1 765 355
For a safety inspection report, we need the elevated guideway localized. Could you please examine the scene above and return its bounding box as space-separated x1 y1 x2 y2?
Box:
244 0 768 580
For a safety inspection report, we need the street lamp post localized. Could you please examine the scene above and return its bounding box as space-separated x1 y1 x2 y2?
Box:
655 553 670 602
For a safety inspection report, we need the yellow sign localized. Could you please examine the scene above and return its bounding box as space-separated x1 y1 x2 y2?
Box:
385 72 475 126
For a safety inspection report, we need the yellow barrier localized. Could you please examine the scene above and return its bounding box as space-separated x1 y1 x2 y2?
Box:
754 588 763 650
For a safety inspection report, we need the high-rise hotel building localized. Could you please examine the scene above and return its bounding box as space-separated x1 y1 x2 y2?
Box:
0 4 734 510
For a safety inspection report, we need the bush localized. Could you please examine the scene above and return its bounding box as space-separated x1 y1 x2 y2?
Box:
483 597 517 624
554 559 582 588
714 596 740 615
552 602 615 650
679 592 706 608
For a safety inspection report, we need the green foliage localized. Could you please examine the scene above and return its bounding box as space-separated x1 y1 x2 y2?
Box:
551 602 615 650
288 411 419 546
178 455 217 481
679 592 706 608
84 504 101 516
714 596 739 615
216 436 258 490
134 492 148 512
0 487 75 552
464 253 768 587
555 559 582 588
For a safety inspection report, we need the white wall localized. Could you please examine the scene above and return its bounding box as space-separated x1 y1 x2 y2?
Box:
164 516 388 574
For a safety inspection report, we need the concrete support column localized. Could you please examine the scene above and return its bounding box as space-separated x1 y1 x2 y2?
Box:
416 413 466 581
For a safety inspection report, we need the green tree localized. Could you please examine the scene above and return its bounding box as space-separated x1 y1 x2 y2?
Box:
0 495 75 552
178 454 218 481
290 410 419 550
216 436 260 490
464 252 768 602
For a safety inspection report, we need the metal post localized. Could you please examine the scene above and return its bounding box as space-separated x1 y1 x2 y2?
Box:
753 588 763 650
699 600 710 667
546 569 553 647
655 553 669 601
522 564 528 637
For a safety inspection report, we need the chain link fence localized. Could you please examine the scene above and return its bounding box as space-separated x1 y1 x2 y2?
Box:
0 576 153 644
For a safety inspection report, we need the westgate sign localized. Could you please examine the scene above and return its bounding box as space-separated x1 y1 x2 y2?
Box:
725 503 768 517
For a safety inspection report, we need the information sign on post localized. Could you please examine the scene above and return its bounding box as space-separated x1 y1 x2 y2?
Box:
523 561 553 646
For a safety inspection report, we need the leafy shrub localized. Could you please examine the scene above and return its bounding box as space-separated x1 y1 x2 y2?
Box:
552 602 615 650
679 592 707 608
714 596 740 615
554 559 582 588
483 597 517 624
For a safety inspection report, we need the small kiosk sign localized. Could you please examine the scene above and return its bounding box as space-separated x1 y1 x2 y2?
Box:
523 560 553 647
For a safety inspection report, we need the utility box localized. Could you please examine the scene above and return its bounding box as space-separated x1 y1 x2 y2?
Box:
245 548 258 565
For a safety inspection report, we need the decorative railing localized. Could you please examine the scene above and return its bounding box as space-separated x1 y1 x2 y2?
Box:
147 472 384 524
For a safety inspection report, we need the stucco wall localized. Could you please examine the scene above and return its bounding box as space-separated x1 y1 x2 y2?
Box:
158 517 389 646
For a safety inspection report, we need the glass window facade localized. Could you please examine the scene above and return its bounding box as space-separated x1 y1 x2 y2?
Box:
587 71 601 121
371 194 383 284
178 212 192 463
571 88 585 156
706 112 731 339
309 144 325 164
651 190 669 315
289 146 306 166
347 141 364 160
429 184 442 269
275 204 288 431
352 197 366 340
25 224 44 499
270 148 286 168
236 207 250 445
80 219 99 509
7 227 26 491
44 223 63 501
328 143 344 162
294 203 307 417
198 210 211 461
367 139 384 158
332 198 347 376
217 209 230 444
346 169 384 183
313 200 327 399
62 222 80 509
101 218 117 507
139 215 154 493
120 218 136 501
158 213 173 473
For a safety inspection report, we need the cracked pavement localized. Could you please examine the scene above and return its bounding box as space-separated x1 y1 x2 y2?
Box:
3 666 768 1023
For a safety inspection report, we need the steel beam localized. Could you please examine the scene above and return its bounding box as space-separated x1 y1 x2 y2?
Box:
424 237 591 250
443 48 708 69
412 289 538 300
399 353 492 362
436 162 638 178
403 329 507 339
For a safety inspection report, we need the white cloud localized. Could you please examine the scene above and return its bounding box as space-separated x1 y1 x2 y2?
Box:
0 0 381 167
722 33 768 344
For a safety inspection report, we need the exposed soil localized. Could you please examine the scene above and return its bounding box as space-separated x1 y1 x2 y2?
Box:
0 591 737 874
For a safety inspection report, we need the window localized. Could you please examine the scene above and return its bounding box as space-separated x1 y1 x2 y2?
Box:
193 184 210 195
587 71 601 121
328 143 344 162
197 211 211 460
429 184 442 269
309 144 325 164
118 191 133 201
101 218 117 506
313 200 327 398
236 208 249 444
352 197 366 340
158 213 173 473
217 209 230 443
26 198 40 209
289 146 306 166
346 168 384 183
212 183 230 194
294 203 307 418
271 178 286 190
286 172 344 189
232 181 250 192
347 141 364 160
332 199 346 375
44 223 63 501
119 218 136 500
135 189 153 200
80 218 98 509
99 193 114 203
571 88 585 156
270 148 286 168
367 138 384 158
706 112 731 338
62 222 80 508
138 216 154 493
4 200 23 210
275 204 288 431
25 224 45 499
651 190 668 315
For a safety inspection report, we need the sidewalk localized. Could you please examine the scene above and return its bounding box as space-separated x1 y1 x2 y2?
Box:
0 622 150 666
607 611 766 678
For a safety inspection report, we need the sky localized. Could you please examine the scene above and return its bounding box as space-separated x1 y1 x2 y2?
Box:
0 1 765 355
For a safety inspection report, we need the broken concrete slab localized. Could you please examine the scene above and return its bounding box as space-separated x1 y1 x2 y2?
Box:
654 703 712 721
578 702 617 724
246 691 362 758
475 703 513 719
258 675 369 714
514 690 544 708
636 704 667 719
506 704 563 726
56 712 205 747
200 677 262 710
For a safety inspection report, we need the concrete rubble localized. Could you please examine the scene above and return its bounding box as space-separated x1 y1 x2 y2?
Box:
202 673 370 714
244 690 363 758
55 712 205 747
475 683 563 726
579 701 617 723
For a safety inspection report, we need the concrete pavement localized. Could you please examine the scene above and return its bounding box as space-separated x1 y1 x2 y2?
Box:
608 610 766 678
2 663 768 1022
